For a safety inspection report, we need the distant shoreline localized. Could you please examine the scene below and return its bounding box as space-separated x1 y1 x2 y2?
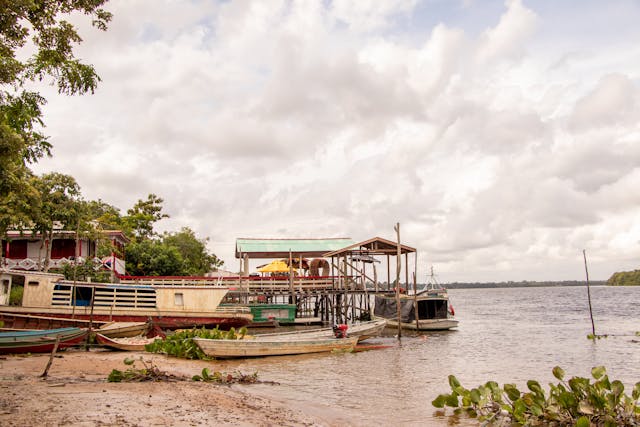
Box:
441 280 606 289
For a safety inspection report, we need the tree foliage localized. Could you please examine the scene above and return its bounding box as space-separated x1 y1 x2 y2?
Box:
607 270 640 286
123 194 169 241
0 0 112 238
162 227 223 275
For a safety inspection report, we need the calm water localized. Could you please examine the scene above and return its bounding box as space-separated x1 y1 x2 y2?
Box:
213 286 640 426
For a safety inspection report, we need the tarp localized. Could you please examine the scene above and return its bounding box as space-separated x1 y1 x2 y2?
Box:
257 260 290 273
373 296 415 322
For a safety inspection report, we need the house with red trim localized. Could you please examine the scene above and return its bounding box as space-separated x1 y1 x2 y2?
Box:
1 226 129 275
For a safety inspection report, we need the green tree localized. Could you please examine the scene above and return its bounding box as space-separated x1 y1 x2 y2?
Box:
163 227 224 275
30 172 84 271
123 194 169 241
125 239 183 277
0 1 111 239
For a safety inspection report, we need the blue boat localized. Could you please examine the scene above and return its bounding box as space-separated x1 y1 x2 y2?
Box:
0 327 88 354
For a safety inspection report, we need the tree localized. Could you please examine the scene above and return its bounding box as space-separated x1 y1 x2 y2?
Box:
123 194 169 241
0 1 112 239
30 172 84 271
125 239 183 277
163 227 224 275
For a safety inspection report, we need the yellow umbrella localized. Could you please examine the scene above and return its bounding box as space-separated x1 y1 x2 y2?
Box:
257 260 290 273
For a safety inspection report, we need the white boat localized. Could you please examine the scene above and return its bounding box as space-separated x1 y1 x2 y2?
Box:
251 318 387 342
374 277 458 331
194 336 358 358
0 269 252 330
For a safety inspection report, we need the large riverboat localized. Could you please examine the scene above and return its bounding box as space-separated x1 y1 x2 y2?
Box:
0 269 252 330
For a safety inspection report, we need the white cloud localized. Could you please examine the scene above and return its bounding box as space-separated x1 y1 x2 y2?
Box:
28 0 640 282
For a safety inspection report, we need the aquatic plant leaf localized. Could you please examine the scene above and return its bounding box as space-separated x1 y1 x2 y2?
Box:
552 366 565 381
445 392 460 408
448 375 461 390
504 384 521 401
527 380 544 396
591 366 606 380
123 357 135 365
432 394 447 408
576 416 590 427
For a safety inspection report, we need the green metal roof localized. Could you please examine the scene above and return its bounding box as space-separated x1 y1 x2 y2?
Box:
235 238 354 259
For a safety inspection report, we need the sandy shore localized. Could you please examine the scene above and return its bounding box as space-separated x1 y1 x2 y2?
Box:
0 349 333 426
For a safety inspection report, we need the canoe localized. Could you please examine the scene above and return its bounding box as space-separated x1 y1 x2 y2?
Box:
95 321 151 338
252 318 387 342
0 311 108 331
95 333 158 351
0 327 88 354
194 336 358 358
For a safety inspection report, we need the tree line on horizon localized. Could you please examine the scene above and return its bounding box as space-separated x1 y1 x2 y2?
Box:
0 2 223 280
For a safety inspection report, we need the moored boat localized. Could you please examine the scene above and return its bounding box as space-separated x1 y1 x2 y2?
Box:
194 335 358 358
252 317 387 342
375 284 458 331
96 321 151 338
0 270 253 330
0 311 109 331
95 333 158 351
0 327 88 354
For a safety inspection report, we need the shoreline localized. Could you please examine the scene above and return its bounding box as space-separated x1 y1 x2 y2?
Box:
0 349 338 426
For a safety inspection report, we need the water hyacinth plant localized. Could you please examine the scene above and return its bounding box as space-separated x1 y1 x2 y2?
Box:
432 366 640 426
145 326 248 360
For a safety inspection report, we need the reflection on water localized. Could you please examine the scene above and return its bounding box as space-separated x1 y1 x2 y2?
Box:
211 286 640 426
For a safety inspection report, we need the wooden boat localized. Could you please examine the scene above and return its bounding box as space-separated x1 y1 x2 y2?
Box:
252 318 387 342
0 311 109 331
95 333 158 351
0 327 88 354
96 321 151 338
0 270 252 330
375 285 458 331
194 335 358 358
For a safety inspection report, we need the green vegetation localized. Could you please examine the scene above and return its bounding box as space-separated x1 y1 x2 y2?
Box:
107 357 179 382
145 327 247 360
607 270 640 286
432 366 640 426
9 284 23 305
192 368 258 384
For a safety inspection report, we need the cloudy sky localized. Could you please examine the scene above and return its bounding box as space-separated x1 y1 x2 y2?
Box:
31 0 640 282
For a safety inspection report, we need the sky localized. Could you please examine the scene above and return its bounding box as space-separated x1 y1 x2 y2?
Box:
30 0 640 283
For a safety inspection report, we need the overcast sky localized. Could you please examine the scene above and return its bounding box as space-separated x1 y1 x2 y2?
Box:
31 0 640 282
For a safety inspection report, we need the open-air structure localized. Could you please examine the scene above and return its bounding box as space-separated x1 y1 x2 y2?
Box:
230 236 418 323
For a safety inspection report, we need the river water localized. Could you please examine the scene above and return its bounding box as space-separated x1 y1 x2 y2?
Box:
214 286 640 426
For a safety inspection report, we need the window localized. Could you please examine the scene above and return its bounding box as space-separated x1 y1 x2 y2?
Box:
28 281 39 286
174 293 184 306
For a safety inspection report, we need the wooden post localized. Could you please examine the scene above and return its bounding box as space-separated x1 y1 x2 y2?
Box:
394 222 402 339
41 336 61 378
85 285 96 351
583 249 596 337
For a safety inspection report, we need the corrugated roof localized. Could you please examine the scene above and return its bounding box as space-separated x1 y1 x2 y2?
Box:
235 238 354 258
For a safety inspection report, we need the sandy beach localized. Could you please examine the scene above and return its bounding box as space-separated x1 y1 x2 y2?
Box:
0 349 332 426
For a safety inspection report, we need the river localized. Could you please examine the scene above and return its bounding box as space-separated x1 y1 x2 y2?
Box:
214 285 640 425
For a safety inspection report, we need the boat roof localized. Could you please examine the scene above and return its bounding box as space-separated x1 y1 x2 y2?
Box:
323 236 416 257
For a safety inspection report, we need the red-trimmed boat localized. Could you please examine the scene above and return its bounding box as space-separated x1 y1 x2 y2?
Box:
0 270 252 330
0 327 88 354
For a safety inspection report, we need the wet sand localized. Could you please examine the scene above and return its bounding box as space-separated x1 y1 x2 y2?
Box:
0 349 332 426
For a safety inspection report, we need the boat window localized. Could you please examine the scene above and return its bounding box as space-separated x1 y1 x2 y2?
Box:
174 293 184 306
27 281 39 286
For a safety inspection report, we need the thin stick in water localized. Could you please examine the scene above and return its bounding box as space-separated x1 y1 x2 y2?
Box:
583 249 596 337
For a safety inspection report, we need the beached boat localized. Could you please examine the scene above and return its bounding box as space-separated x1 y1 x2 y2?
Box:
96 321 151 338
0 270 253 330
194 335 358 358
252 318 387 342
95 333 158 351
0 311 109 331
374 285 458 331
0 327 88 354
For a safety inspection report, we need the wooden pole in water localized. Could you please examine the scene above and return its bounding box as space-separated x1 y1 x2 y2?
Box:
41 336 60 378
394 222 402 339
583 249 596 337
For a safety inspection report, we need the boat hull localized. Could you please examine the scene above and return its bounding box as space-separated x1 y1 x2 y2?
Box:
0 327 88 354
95 333 157 351
252 318 387 342
0 307 252 330
0 312 108 330
194 336 358 358
385 318 459 331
